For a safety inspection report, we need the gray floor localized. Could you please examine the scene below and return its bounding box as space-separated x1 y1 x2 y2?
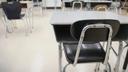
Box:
0 9 127 72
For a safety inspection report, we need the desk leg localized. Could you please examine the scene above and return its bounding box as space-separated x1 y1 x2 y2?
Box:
123 50 128 71
115 41 123 72
125 64 128 72
59 43 62 72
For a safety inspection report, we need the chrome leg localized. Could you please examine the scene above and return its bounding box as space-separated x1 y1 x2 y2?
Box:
2 17 8 38
62 1 65 10
26 7 33 34
115 41 123 72
5 18 13 33
72 2 75 10
29 7 34 31
28 8 33 33
63 64 70 72
80 2 83 10
24 14 30 36
95 63 100 72
59 42 62 72
125 64 128 72
54 0 57 10
43 0 46 10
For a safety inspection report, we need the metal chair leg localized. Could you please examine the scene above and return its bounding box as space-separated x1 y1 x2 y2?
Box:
95 63 100 72
80 2 83 10
115 41 123 72
105 63 111 72
63 64 70 72
1 17 8 38
59 43 63 72
23 15 29 36
125 64 128 72
72 2 75 10
62 1 65 10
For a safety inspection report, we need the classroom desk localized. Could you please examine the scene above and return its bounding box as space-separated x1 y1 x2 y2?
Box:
51 11 128 72
51 11 128 41
63 0 112 8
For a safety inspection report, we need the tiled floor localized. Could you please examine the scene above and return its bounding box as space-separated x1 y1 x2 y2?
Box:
0 9 127 72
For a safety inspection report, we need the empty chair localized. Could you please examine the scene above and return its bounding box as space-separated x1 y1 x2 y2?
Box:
61 19 120 72
72 0 83 10
1 1 30 37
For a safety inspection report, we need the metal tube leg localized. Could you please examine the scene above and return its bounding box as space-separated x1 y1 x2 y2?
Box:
29 12 32 33
54 0 57 10
29 8 33 33
43 0 46 10
2 17 8 38
62 1 65 10
7 20 13 33
80 2 82 10
24 15 29 36
125 64 128 72
115 41 123 72
59 43 62 72
95 63 100 72
72 2 75 10
29 7 34 31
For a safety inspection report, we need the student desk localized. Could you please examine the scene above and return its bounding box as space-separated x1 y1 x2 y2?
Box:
51 11 128 72
63 0 112 8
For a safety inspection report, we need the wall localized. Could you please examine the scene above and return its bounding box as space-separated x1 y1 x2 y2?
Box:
46 0 61 7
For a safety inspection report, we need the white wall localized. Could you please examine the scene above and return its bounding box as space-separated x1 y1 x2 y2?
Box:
46 0 61 7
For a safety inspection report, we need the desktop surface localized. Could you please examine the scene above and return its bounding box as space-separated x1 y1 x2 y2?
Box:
51 11 128 42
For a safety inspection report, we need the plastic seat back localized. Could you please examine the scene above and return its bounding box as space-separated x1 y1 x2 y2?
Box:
1 1 22 20
70 19 120 42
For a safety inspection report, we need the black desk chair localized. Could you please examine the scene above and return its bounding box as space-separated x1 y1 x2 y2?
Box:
61 19 120 72
1 1 30 37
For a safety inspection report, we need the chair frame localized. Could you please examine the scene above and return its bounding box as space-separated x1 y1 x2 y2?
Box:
125 64 128 72
73 24 113 66
59 23 113 72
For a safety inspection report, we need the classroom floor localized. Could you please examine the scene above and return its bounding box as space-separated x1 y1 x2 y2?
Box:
0 8 127 72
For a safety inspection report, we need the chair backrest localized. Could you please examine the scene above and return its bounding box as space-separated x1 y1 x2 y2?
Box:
1 1 22 19
70 19 120 42
94 4 108 11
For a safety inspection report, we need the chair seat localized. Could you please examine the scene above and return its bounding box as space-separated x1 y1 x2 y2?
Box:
9 14 25 20
63 42 106 64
